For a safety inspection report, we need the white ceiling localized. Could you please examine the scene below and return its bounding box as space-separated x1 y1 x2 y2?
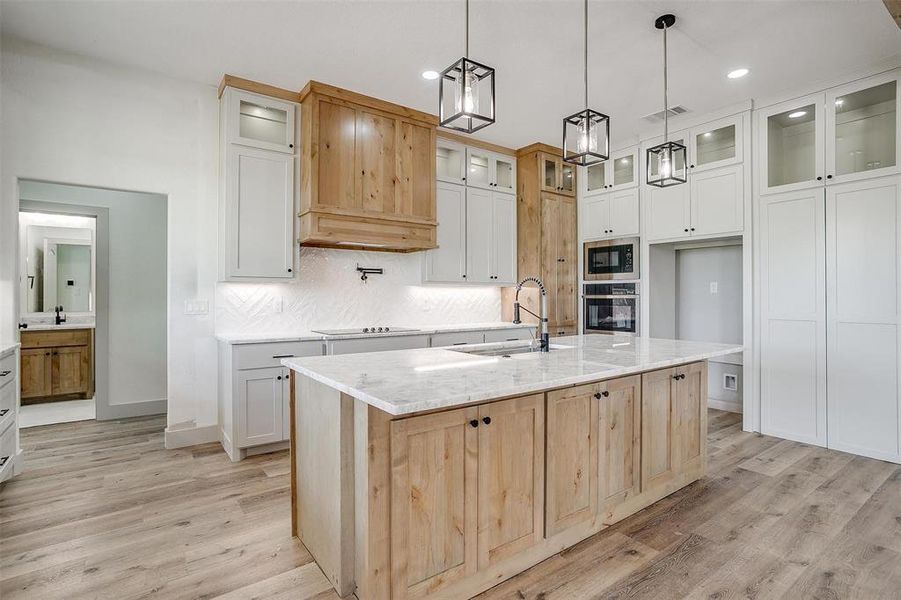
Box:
2 0 899 149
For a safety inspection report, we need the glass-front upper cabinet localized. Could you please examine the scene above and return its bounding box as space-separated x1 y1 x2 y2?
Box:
826 72 899 184
436 139 466 184
757 92 825 195
611 147 638 190
689 114 742 173
465 148 516 192
540 153 575 196
584 162 607 194
225 88 296 154
560 162 575 195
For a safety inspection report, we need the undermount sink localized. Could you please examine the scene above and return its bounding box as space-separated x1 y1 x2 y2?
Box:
451 342 571 358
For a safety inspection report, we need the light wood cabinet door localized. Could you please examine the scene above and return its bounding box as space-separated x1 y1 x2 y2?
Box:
317 99 358 211
396 121 435 221
540 195 560 329
357 109 398 215
20 348 51 399
598 375 642 522
390 407 478 599
477 394 544 569
641 363 707 492
546 383 598 536
555 195 577 331
51 346 90 396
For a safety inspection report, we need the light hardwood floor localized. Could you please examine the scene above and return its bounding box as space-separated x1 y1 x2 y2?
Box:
1 410 899 599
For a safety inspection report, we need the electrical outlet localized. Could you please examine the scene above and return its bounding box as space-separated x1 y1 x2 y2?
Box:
723 373 738 391
709 281 718 294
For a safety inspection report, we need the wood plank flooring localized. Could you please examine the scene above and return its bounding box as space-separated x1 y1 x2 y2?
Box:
1 410 899 599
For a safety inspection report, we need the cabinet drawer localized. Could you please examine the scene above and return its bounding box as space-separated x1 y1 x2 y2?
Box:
430 331 485 347
0 423 15 471
0 353 15 390
0 382 14 436
483 328 535 343
328 335 429 355
233 341 324 370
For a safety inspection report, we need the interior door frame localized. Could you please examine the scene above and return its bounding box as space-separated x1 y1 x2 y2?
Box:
18 197 112 420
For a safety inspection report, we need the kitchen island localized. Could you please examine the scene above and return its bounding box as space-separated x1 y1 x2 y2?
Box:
283 335 743 599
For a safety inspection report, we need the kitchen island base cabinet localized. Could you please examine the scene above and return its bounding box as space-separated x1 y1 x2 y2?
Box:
292 361 710 600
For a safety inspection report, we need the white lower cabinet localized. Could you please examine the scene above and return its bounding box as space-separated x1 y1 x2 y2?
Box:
424 183 516 285
328 335 430 355
431 331 485 347
0 349 18 483
581 188 639 241
236 367 285 447
758 175 901 463
645 164 744 242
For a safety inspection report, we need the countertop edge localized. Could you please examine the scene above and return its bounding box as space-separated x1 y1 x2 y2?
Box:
284 344 744 416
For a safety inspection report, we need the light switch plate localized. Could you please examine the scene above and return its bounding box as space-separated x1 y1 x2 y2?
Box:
709 281 718 294
184 299 209 315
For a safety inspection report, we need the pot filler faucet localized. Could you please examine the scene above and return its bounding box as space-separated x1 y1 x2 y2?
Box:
512 276 549 352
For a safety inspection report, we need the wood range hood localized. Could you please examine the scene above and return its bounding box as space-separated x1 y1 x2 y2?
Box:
298 80 439 252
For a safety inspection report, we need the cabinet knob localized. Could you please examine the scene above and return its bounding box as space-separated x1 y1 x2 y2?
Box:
470 419 479 428
45 352 50 356
690 227 695 231
593 392 602 399
482 416 491 425
602 390 610 397
277 375 282 380
684 228 689 233
827 175 833 179
817 176 823 181
287 268 293 273
690 164 695 169
462 177 467 181
289 143 294 149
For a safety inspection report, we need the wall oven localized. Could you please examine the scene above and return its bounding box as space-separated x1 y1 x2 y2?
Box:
583 237 639 281
583 282 638 335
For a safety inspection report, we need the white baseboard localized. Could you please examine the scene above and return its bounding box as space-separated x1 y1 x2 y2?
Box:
219 428 244 462
708 398 743 414
99 398 167 420
164 423 219 449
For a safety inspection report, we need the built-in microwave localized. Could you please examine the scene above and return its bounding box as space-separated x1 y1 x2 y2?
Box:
583 282 638 335
583 237 639 281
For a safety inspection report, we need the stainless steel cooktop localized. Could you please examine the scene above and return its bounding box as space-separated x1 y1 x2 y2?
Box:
311 327 420 336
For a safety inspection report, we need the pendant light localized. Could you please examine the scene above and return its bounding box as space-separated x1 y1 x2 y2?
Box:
439 0 496 133
646 14 687 187
563 0 609 166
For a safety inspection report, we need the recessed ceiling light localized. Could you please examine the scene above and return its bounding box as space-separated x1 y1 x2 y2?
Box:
421 70 439 80
727 68 749 79
788 110 807 119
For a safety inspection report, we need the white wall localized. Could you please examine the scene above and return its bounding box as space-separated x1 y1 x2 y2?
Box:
19 182 168 411
1 37 218 431
217 248 501 334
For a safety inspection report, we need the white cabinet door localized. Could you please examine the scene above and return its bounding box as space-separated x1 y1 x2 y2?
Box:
431 331 485 347
609 147 639 191
436 138 467 184
825 72 900 186
688 113 743 174
608 188 640 238
224 145 294 280
826 176 901 462
645 183 690 241
225 88 296 154
759 188 827 446
757 92 826 196
425 182 467 283
465 147 494 191
466 187 493 284
690 164 744 236
328 335 430 355
236 367 284 447
582 194 610 240
491 192 517 284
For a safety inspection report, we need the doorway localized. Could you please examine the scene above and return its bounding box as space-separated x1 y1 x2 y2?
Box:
17 180 168 426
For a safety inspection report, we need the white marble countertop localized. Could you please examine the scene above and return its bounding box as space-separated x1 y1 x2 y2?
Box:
22 322 95 331
216 322 535 345
283 335 744 416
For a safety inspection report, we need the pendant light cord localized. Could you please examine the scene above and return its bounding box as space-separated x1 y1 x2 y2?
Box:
662 22 668 142
465 0 469 57
584 0 589 109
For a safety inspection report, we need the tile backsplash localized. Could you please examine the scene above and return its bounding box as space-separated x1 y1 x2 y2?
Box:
216 247 503 334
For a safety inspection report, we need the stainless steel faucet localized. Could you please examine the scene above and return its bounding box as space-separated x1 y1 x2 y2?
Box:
512 277 549 352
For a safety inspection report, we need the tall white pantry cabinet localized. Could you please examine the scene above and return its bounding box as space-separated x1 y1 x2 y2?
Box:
757 69 901 463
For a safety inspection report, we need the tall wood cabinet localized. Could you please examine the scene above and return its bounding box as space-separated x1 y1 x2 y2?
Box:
299 81 438 252
504 144 578 336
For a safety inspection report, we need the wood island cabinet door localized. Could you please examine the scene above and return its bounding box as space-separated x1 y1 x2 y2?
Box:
390 407 478 599
598 375 642 522
676 362 706 472
20 348 52 399
545 383 599 537
477 394 544 569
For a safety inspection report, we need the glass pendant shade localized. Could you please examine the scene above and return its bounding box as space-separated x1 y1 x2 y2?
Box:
439 57 496 133
563 108 610 166
646 140 687 187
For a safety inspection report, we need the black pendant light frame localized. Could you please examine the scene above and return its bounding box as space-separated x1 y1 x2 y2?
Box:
646 13 687 187
439 0 496 134
563 0 609 167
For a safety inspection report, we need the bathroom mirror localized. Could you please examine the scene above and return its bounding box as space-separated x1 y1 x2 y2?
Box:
19 211 96 315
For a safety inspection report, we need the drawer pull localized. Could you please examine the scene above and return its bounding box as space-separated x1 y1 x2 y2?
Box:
272 354 295 359
0 371 10 377
0 409 8 417
0 456 8 468
451 342 468 346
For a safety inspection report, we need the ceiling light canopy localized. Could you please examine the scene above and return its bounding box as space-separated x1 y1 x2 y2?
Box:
646 14 687 188
727 68 749 79
421 70 439 80
438 0 496 134
563 0 610 167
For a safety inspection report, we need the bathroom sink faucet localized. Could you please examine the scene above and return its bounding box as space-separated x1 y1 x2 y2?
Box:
54 306 67 326
512 277 549 352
